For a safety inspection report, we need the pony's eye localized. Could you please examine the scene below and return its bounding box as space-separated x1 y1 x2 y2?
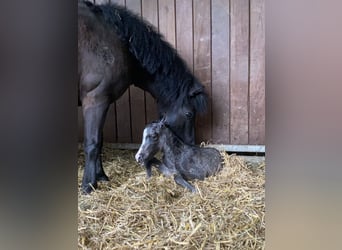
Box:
185 112 193 119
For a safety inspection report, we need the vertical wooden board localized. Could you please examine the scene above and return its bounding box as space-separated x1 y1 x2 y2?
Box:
249 0 265 145
115 93 132 143
230 0 249 145
109 0 124 5
125 0 141 14
129 84 145 143
142 0 159 123
193 0 212 143
94 0 109 4
126 0 146 143
175 0 193 69
158 0 176 47
113 0 132 143
103 104 117 142
78 107 84 142
211 0 230 144
144 92 158 123
142 0 159 29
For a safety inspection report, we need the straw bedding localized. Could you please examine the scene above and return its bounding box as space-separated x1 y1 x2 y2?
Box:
78 144 265 249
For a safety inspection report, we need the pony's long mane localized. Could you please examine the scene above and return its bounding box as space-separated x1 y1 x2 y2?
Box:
82 1 207 112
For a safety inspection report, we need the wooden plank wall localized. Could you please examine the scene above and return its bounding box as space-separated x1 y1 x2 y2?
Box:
78 0 265 146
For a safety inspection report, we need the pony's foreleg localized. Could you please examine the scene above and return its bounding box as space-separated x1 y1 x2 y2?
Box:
82 98 110 194
95 146 109 181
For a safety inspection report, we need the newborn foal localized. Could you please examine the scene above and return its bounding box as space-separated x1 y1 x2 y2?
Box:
135 120 222 192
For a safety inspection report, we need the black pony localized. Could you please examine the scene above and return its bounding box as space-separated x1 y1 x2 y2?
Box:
78 1 208 193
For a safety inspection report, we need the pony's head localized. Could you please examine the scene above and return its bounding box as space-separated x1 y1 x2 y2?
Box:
159 81 208 145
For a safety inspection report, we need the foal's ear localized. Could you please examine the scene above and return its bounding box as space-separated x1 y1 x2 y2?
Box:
159 117 166 128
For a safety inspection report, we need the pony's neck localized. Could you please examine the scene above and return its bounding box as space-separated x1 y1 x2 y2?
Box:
134 68 193 108
140 81 158 99
132 75 159 99
135 80 166 108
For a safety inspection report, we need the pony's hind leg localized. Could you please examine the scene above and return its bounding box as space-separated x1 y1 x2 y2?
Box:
82 97 110 194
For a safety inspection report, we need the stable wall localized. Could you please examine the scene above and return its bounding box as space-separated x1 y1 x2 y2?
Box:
78 0 265 151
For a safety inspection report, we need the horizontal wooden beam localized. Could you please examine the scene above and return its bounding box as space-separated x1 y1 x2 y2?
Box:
108 143 265 153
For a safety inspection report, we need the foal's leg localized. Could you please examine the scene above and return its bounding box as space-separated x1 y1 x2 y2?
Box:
174 174 197 193
82 97 110 194
156 160 196 192
145 157 161 179
156 163 177 177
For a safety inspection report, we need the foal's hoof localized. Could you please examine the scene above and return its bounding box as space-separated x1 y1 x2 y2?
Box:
96 173 109 182
186 184 197 193
145 169 152 179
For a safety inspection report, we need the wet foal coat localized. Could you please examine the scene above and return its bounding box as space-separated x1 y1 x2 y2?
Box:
136 121 222 192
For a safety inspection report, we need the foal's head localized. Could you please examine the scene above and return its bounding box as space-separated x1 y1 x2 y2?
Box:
135 120 165 165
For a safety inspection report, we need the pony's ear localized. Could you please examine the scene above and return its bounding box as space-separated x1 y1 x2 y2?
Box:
189 85 204 97
189 85 208 114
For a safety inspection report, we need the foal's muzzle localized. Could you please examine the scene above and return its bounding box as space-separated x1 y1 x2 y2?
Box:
135 153 144 164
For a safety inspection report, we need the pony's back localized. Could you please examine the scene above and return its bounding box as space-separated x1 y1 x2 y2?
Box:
83 0 184 76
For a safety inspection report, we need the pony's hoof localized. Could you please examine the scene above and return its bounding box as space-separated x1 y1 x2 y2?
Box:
81 182 97 194
96 173 109 182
